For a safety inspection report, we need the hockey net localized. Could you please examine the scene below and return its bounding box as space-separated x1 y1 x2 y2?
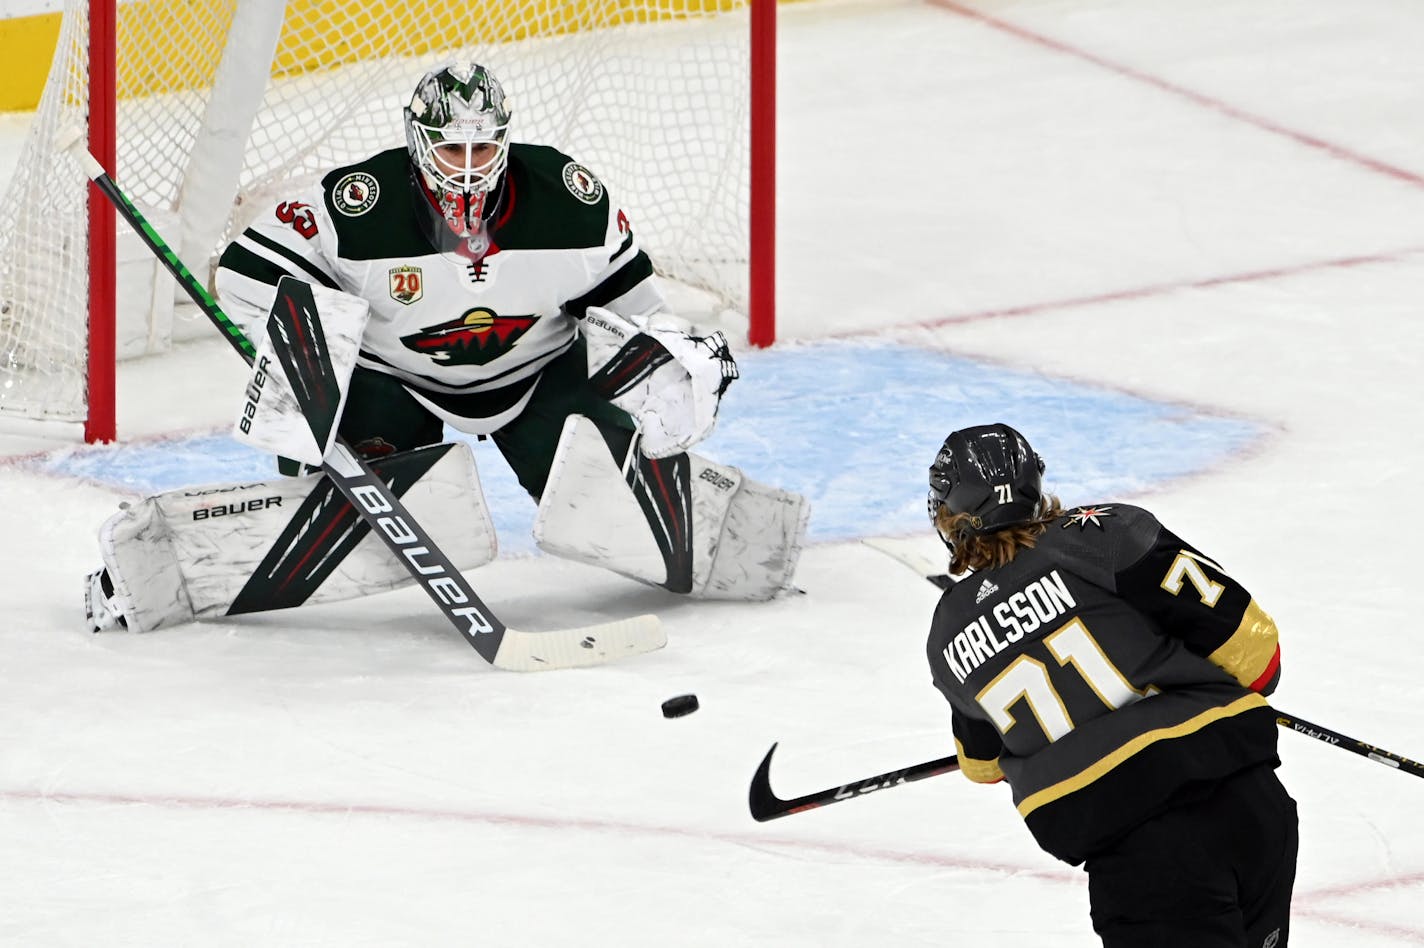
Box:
0 0 765 436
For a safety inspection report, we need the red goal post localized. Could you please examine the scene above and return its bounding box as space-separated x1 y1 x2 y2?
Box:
0 0 779 443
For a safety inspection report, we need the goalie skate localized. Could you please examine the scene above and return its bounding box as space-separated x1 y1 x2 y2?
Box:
83 568 129 633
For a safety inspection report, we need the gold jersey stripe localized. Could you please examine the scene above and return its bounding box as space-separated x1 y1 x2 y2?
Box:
955 737 1005 784
1207 599 1280 689
1015 693 1269 818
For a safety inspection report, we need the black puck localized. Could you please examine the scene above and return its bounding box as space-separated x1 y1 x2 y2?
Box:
661 694 699 718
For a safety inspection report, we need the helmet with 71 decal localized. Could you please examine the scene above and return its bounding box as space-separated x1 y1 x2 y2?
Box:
927 423 1045 544
403 62 512 253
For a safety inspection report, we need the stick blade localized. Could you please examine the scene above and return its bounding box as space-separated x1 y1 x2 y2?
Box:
749 743 793 822
862 537 957 589
491 613 665 672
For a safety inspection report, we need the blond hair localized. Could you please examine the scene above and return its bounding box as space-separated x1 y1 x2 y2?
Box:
935 496 1065 575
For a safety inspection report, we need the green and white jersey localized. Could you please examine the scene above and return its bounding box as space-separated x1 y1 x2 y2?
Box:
215 143 663 431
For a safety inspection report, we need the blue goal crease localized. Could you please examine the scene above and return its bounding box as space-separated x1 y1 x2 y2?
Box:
24 343 1264 556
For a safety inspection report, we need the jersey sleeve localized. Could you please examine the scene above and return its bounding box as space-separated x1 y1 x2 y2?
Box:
952 709 1006 784
214 189 344 339
929 643 1007 785
1113 513 1282 695
563 202 666 321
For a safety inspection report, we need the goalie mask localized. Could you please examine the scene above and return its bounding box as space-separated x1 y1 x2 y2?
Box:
404 62 512 254
927 423 1045 545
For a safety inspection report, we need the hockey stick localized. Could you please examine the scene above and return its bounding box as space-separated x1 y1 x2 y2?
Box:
1272 711 1424 779
73 145 664 671
749 742 960 822
862 537 1424 778
749 538 1424 820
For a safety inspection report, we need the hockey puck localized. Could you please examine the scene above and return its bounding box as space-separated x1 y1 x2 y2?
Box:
661 694 699 718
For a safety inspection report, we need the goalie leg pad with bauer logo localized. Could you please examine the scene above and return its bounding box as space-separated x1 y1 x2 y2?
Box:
532 415 808 600
88 442 496 632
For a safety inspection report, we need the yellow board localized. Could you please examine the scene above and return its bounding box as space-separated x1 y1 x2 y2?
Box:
1 0 792 111
272 0 756 78
0 12 62 112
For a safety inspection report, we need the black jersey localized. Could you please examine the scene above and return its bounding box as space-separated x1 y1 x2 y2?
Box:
926 503 1282 865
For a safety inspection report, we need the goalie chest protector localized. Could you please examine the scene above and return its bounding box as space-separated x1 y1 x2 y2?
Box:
299 144 651 398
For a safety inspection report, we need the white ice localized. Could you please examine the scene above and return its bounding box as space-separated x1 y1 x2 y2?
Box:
3 1 1423 945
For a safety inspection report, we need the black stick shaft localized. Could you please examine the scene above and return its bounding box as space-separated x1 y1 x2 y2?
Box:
748 742 960 822
1274 712 1424 778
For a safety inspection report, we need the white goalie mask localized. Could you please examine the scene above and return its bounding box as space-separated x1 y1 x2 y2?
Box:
403 62 512 254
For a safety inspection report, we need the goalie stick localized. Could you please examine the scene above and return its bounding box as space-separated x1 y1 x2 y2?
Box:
73 145 664 672
748 537 1424 821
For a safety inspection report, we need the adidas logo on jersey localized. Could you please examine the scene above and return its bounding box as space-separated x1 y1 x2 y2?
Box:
975 579 999 604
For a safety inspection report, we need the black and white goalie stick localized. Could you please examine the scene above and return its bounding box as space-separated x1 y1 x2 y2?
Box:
73 143 664 671
748 537 1423 821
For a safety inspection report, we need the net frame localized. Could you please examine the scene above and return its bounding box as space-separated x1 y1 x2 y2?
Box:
0 0 776 442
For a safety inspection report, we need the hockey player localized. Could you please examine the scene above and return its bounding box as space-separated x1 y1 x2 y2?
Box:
84 62 807 634
925 424 1296 947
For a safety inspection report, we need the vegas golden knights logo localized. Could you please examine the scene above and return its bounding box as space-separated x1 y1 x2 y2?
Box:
389 266 423 305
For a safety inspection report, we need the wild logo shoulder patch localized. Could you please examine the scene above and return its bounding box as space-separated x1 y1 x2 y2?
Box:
562 162 604 205
333 172 380 216
1063 505 1115 529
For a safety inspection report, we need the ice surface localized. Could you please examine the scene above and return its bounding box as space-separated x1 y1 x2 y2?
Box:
3 1 1422 944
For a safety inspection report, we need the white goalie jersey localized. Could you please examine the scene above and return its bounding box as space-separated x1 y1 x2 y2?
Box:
215 143 664 432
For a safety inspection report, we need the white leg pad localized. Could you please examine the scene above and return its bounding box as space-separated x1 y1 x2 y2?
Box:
96 442 497 632
533 422 670 585
533 415 808 600
700 463 810 600
98 499 192 634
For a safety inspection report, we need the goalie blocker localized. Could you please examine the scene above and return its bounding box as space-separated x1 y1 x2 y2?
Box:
86 442 496 633
534 415 808 600
233 276 370 468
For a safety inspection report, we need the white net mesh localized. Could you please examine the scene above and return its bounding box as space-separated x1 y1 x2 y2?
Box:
0 9 92 425
0 0 752 427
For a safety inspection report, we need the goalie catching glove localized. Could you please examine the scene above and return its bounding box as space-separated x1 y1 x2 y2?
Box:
583 306 739 458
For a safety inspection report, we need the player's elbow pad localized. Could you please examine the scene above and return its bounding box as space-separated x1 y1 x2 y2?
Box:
1205 600 1281 696
1249 645 1282 695
960 756 1005 784
954 737 1006 784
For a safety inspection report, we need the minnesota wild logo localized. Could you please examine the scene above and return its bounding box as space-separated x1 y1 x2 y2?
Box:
400 307 537 366
562 162 604 205
332 172 379 216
